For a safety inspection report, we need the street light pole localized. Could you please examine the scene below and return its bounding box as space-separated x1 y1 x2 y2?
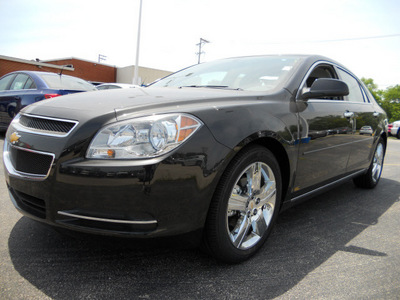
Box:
133 0 143 85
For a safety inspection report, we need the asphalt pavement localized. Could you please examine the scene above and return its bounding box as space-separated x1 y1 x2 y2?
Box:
1 136 399 300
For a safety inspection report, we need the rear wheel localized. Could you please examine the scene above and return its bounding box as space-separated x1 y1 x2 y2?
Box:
353 138 385 189
203 145 282 263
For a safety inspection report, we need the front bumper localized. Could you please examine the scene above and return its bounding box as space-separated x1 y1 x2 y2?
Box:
4 123 231 238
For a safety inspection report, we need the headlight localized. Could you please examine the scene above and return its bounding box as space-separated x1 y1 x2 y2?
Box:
86 114 203 159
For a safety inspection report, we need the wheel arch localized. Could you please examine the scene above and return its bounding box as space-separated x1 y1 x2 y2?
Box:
202 135 291 261
250 137 290 207
377 128 387 154
229 135 291 210
381 131 388 148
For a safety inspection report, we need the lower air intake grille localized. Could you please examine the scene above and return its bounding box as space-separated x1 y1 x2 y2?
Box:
9 146 54 176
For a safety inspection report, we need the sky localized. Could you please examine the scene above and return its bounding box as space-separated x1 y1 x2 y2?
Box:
0 0 399 89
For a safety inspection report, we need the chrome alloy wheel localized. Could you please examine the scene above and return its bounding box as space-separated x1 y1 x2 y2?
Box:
371 143 384 183
226 162 276 250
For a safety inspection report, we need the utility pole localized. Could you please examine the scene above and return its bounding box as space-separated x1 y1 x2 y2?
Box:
133 0 143 85
98 54 107 63
196 38 210 64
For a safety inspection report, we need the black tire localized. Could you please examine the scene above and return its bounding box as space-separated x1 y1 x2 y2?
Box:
202 145 282 263
397 129 400 139
353 138 385 189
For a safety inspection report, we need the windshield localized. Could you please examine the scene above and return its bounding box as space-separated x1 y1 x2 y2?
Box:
151 56 301 92
40 74 96 91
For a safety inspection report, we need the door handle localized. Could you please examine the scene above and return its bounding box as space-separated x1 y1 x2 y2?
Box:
344 111 354 118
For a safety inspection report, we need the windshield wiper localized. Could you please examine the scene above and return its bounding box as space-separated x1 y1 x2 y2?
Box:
179 85 242 90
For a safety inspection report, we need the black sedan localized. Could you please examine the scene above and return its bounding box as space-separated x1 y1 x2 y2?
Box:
0 71 96 130
3 55 387 263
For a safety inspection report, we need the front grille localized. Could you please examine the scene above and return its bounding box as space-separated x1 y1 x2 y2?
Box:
9 146 54 176
9 187 46 219
19 114 78 135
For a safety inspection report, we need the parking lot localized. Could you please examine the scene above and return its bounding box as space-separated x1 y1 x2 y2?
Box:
0 135 399 300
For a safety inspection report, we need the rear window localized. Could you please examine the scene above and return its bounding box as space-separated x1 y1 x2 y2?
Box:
39 74 96 91
0 74 15 91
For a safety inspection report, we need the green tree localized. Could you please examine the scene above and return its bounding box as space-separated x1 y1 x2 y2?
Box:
361 78 400 122
382 85 400 122
361 77 382 101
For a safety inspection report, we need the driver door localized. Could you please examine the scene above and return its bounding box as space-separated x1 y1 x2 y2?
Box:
293 63 355 194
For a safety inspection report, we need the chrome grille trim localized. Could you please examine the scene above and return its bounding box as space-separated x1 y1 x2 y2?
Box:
13 113 79 137
57 211 158 225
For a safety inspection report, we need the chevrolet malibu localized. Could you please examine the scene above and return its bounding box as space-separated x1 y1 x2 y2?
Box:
3 55 387 263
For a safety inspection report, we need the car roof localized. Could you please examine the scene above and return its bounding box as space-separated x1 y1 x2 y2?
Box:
6 70 76 78
1 70 95 91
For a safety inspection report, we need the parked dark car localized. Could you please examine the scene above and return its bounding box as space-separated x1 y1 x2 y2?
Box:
3 55 387 263
0 71 96 130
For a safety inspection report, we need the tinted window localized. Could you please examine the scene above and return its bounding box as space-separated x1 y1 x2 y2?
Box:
0 74 16 91
301 64 342 100
39 74 96 91
361 84 375 103
304 65 336 87
97 85 121 90
336 68 365 103
24 77 36 89
10 74 30 90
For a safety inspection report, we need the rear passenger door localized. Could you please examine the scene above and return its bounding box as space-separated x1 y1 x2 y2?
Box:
335 67 380 172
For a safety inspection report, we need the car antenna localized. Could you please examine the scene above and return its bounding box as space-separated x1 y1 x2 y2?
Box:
59 66 65 76
59 64 73 76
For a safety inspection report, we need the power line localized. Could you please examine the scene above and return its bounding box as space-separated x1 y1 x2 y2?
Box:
265 33 400 45
307 33 400 43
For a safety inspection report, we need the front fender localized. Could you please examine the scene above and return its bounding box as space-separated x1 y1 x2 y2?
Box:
193 99 298 150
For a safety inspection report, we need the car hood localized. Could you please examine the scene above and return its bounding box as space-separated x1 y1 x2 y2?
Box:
22 87 278 122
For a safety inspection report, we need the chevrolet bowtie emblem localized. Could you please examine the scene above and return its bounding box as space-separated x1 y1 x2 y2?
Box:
10 132 21 145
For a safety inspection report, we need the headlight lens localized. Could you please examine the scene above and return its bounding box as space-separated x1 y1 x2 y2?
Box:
86 114 202 159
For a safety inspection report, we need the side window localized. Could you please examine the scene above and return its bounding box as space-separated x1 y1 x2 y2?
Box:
302 64 339 100
24 77 36 89
336 68 365 103
361 83 376 103
0 74 16 91
304 65 336 88
360 87 370 103
10 74 30 90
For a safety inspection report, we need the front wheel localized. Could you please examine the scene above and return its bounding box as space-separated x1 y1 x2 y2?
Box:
353 138 385 189
202 146 282 263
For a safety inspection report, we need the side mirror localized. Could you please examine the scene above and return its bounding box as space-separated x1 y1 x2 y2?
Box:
300 78 349 100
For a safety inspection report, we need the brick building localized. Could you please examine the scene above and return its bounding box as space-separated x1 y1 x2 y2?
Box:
44 58 117 83
0 55 171 85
